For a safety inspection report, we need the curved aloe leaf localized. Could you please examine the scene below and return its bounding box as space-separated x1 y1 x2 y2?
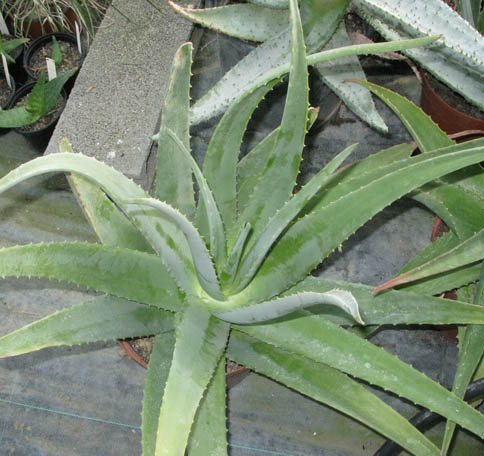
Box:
142 331 176 456
0 296 173 358
60 139 152 253
353 0 484 110
154 308 229 456
348 79 452 152
442 268 484 455
222 223 251 285
155 43 195 219
125 198 223 301
237 138 484 304
235 0 308 244
0 153 200 296
233 144 356 292
227 330 440 456
237 317 484 441
284 276 484 327
190 27 438 125
200 82 277 234
0 242 184 311
169 2 288 42
217 289 362 324
244 0 289 9
375 227 484 293
164 128 226 269
187 357 227 456
313 21 387 132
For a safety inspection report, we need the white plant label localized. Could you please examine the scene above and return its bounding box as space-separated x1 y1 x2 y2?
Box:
0 12 9 35
1 54 12 90
46 58 57 81
75 22 82 55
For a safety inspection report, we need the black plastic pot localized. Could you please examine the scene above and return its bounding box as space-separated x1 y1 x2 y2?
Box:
0 72 16 136
8 81 67 151
23 32 84 92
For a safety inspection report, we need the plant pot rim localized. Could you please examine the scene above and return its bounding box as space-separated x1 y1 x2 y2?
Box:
117 340 250 387
420 70 484 135
23 31 85 81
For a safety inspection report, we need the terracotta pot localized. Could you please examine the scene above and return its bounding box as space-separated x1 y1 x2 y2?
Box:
117 340 250 388
420 71 484 135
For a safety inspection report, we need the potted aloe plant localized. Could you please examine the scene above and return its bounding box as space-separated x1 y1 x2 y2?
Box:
1 1 484 454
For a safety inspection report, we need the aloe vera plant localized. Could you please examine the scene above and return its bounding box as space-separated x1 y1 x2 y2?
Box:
2 1 484 454
171 0 484 131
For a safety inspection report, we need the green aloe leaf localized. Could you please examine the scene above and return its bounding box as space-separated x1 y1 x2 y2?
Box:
349 79 452 152
221 223 251 287
218 289 362 324
154 308 229 456
284 276 484 327
125 198 223 301
237 317 484 441
155 42 195 219
142 331 176 456
441 265 484 455
313 21 387 132
169 2 288 42
0 242 184 311
227 330 440 456
237 138 484 304
0 296 173 358
201 81 277 234
164 128 226 269
0 153 199 297
235 0 308 244
187 357 228 456
246 0 290 8
353 0 484 110
60 139 152 252
233 144 356 292
375 227 484 293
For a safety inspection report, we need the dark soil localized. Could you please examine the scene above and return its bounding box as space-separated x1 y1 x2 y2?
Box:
28 39 80 78
14 93 65 132
427 73 484 120
0 75 13 107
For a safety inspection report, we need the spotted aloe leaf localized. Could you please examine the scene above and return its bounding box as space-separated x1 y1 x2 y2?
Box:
237 138 484 305
0 152 200 297
200 81 277 235
232 144 356 292
233 0 308 249
187 357 227 456
155 42 195 219
169 1 288 42
218 289 363 324
154 308 229 456
142 331 176 456
282 276 484 327
236 316 484 441
352 0 484 110
442 266 484 455
125 197 223 301
163 128 226 270
0 296 173 358
227 330 440 456
0 242 184 311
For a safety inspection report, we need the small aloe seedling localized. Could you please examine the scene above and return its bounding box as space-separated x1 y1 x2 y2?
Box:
2 0 484 454
0 36 28 63
0 69 74 128
51 35 63 68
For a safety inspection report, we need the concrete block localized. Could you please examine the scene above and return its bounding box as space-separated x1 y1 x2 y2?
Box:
45 0 196 185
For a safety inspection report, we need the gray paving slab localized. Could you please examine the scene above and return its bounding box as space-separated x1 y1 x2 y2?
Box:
44 0 197 184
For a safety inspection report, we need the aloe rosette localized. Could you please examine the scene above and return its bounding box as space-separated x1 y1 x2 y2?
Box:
2 1 484 454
